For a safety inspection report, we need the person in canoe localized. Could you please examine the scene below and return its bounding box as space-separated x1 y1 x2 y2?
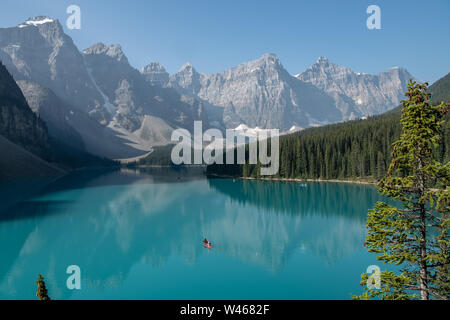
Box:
203 239 212 248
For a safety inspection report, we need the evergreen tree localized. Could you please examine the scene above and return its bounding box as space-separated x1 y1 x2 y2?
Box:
355 81 449 300
36 274 51 301
376 151 385 180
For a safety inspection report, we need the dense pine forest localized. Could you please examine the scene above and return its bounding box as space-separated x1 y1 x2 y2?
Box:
207 73 450 181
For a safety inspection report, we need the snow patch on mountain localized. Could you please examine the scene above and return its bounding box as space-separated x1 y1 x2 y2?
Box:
18 17 55 28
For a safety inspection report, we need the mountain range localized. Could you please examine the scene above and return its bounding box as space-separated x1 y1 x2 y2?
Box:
207 72 450 180
144 54 413 130
0 16 415 164
297 57 412 118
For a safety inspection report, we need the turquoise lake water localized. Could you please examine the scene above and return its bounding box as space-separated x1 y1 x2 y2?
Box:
0 168 389 300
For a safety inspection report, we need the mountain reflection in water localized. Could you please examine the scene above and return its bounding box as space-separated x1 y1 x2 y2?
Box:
0 168 386 299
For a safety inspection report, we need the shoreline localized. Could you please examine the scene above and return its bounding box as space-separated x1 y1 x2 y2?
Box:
58 166 378 186
207 174 377 185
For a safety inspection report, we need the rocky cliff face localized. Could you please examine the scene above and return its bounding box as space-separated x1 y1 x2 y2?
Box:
141 62 170 87
167 55 414 130
83 42 209 134
0 62 50 159
17 80 85 151
16 78 156 160
0 18 208 158
168 54 342 130
297 57 413 119
0 17 109 123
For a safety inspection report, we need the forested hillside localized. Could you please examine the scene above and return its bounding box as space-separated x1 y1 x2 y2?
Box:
207 74 450 181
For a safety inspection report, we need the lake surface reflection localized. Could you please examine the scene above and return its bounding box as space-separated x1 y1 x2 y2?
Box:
0 168 387 299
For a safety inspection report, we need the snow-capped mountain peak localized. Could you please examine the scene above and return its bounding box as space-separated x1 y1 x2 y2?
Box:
18 16 56 28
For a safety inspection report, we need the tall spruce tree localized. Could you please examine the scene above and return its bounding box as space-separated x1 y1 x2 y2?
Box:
355 80 449 300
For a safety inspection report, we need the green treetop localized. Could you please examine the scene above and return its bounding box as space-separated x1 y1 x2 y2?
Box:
36 274 51 301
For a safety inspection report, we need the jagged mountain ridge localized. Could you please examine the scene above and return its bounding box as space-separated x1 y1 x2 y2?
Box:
83 42 209 134
148 54 414 130
0 17 208 159
0 16 415 157
0 16 109 123
165 54 342 130
297 56 414 119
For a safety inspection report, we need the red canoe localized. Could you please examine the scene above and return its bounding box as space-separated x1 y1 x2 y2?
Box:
203 243 212 249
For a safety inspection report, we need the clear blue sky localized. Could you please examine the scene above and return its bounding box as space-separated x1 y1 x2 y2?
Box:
1 0 449 82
